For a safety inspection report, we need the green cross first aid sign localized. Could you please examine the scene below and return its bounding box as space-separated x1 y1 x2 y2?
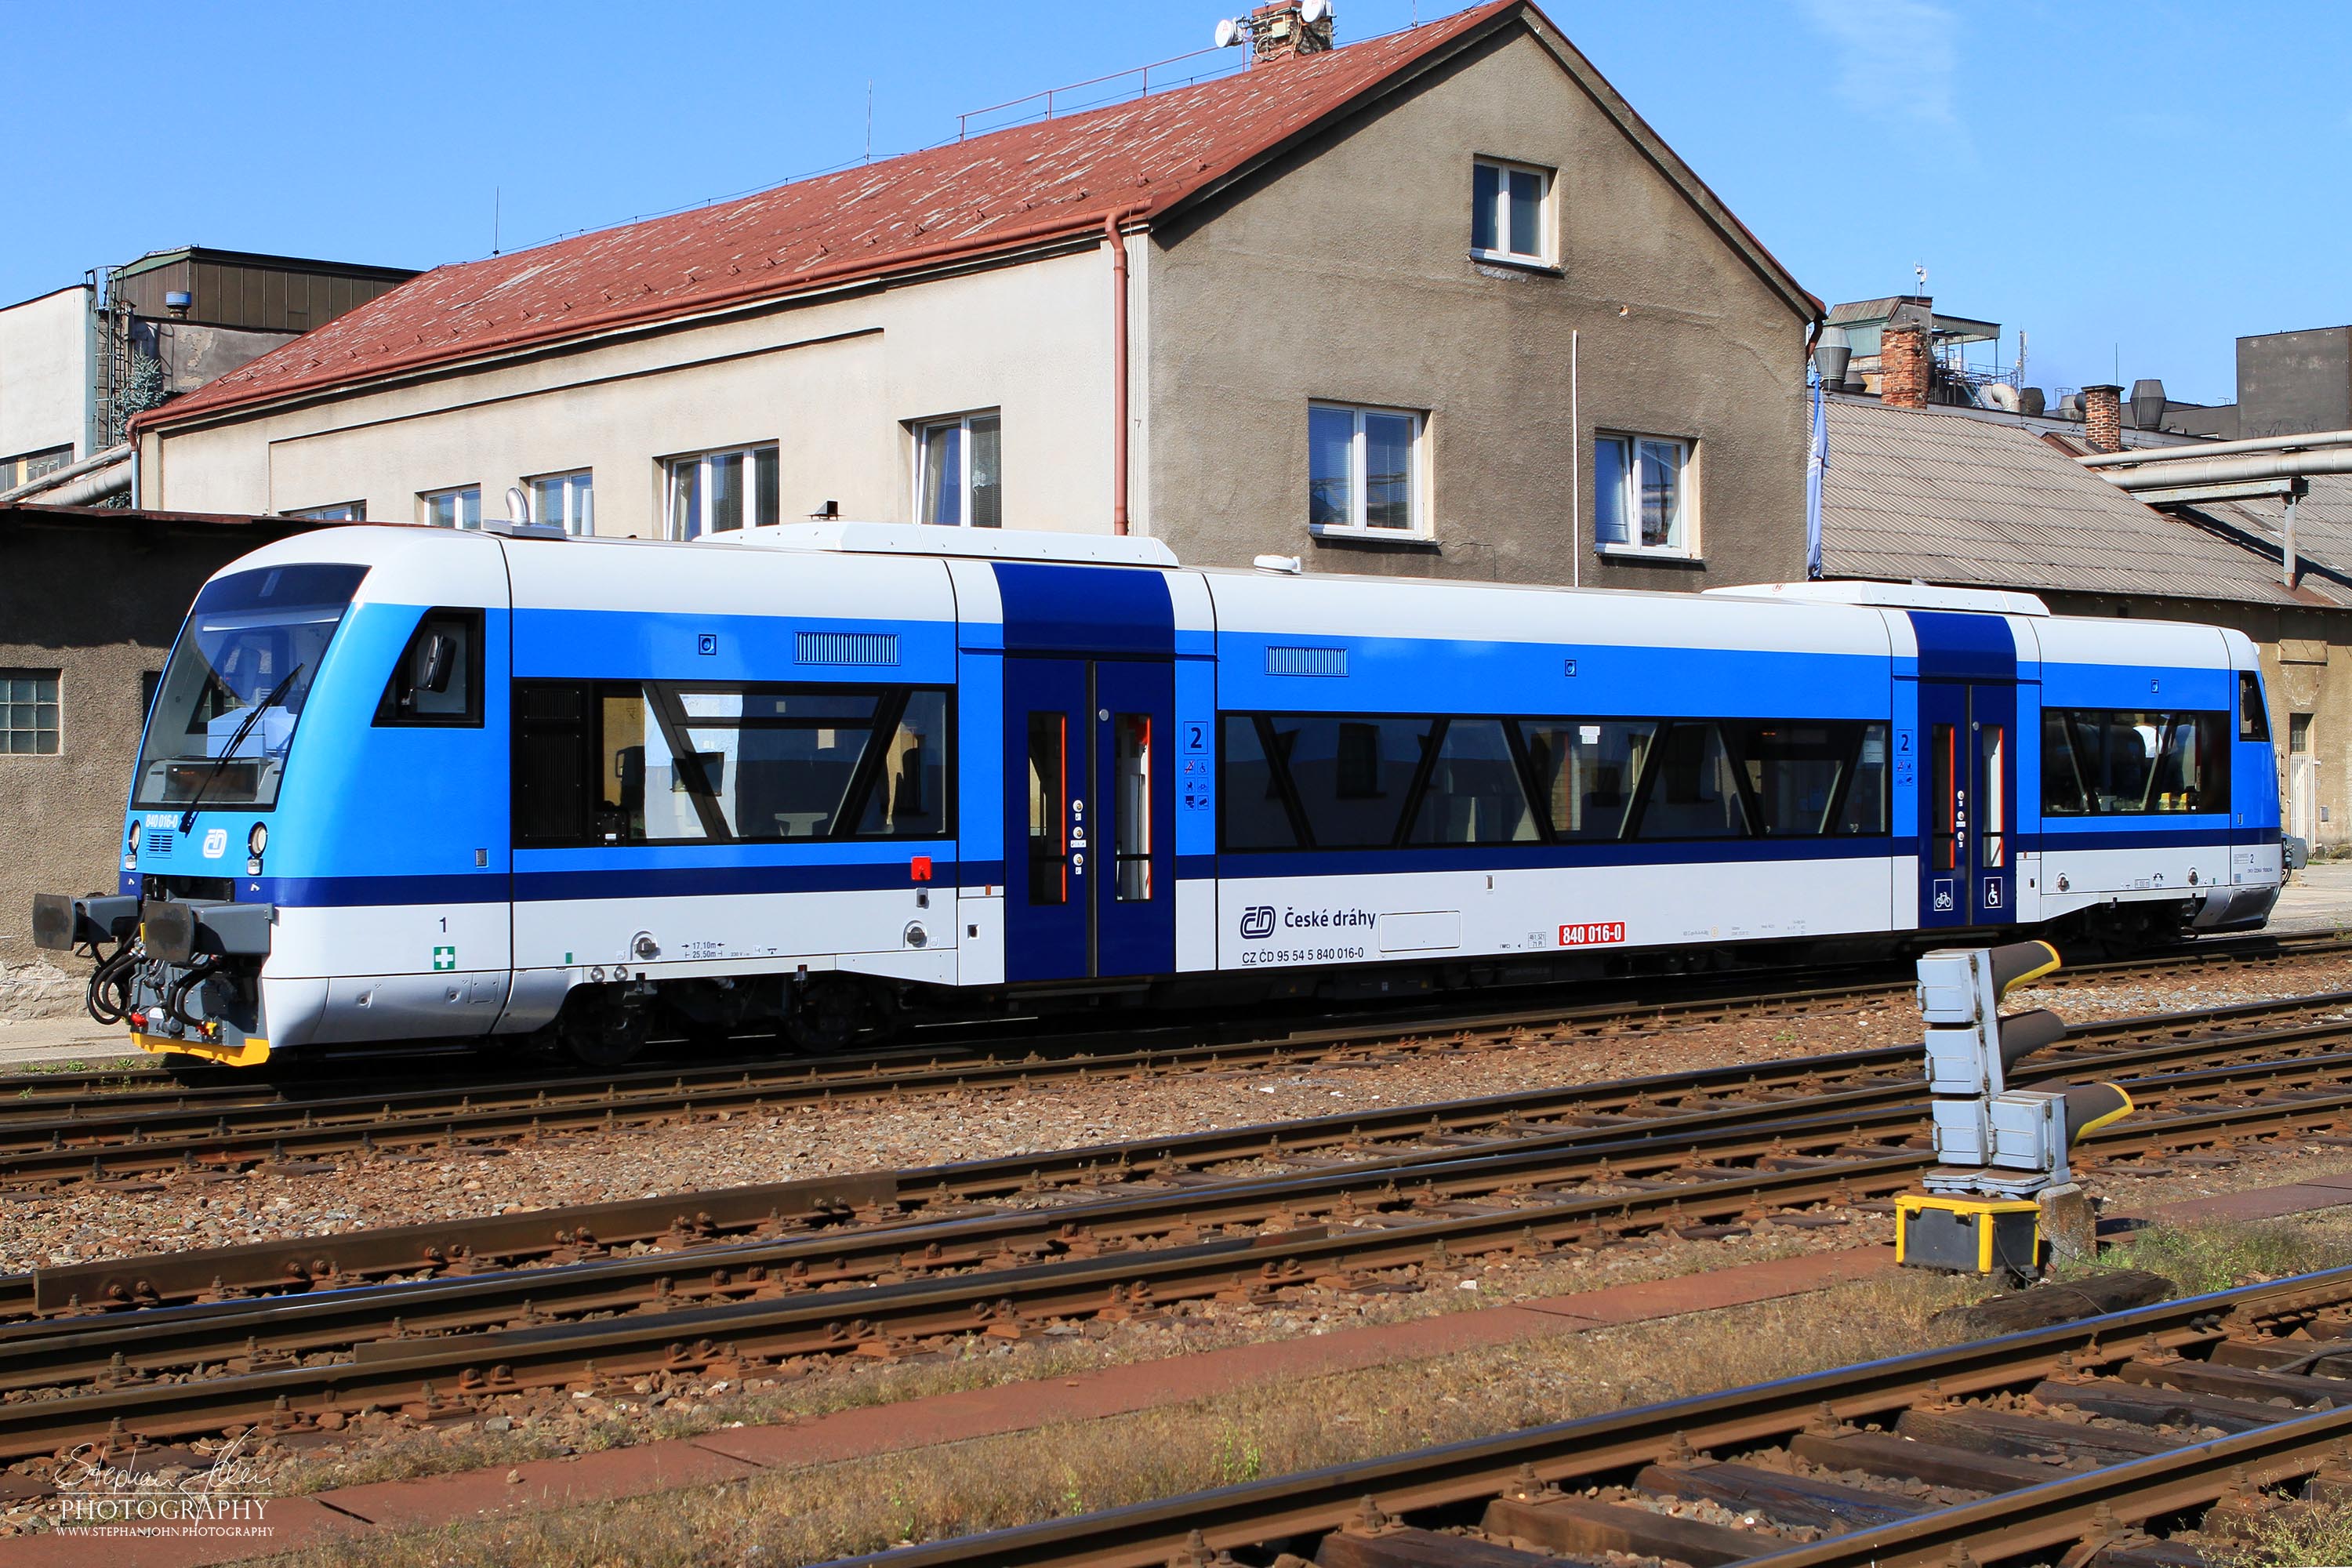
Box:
432 946 456 971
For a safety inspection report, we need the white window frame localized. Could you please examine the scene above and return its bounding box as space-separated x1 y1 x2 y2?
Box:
528 470 596 536
1471 157 1553 265
418 485 481 530
1593 433 1697 559
1308 401 1429 539
912 411 1003 529
285 500 365 521
661 443 778 541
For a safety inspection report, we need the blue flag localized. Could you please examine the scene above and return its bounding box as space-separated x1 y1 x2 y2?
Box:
1805 361 1828 581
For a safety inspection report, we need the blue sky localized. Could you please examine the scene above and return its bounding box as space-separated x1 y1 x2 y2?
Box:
6 0 2343 405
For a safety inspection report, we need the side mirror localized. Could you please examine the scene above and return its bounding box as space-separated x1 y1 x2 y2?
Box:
419 632 456 694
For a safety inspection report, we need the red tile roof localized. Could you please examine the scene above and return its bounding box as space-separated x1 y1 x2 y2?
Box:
143 0 1809 432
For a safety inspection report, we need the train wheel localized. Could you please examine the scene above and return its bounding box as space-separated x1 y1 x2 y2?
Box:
785 975 892 1054
558 994 650 1071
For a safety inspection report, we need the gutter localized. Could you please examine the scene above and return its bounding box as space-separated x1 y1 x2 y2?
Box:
1105 210 1132 536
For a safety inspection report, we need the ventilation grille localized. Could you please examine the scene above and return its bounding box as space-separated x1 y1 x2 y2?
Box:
145 830 175 856
1265 645 1347 677
796 631 899 666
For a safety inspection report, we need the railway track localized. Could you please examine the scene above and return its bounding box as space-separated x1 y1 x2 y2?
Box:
20 984 2352 1315
839 1267 2352 1568
4 935 2350 1190
6 1014 2352 1458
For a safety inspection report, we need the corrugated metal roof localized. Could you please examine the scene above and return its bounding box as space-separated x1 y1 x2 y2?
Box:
1820 396 2352 609
2177 475 2352 589
144 5 1522 432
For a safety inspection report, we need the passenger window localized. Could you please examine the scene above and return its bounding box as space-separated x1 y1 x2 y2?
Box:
2042 710 2088 816
1724 721 1850 836
2238 673 2270 742
1278 715 1434 848
1406 719 1539 844
1519 720 1651 840
2042 710 2227 816
1833 723 1891 834
1635 722 1750 839
376 608 483 726
856 691 949 838
1220 715 1301 850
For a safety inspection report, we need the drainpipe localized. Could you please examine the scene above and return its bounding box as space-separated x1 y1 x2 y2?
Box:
1105 210 1131 535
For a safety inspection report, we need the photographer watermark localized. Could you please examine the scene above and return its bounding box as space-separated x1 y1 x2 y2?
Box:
47 1431 274 1538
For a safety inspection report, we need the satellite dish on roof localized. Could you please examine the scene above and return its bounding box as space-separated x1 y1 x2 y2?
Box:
1981 383 2022 413
1213 16 1243 46
1301 0 1331 21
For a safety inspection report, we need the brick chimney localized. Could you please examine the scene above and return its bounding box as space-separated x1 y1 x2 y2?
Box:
1247 0 1334 66
2081 383 2124 453
1878 307 1932 411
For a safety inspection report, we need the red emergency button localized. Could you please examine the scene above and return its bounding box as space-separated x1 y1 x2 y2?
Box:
910 855 934 883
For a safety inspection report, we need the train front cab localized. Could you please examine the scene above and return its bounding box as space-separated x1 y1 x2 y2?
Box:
33 528 517 1066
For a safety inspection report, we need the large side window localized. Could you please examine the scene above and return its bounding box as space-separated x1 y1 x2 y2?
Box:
512 681 952 846
1520 720 1651 840
1835 723 1891 835
1406 719 1539 844
1723 720 1879 837
1221 715 1302 850
376 608 485 727
1635 722 1750 839
2042 709 2229 816
1278 715 1434 848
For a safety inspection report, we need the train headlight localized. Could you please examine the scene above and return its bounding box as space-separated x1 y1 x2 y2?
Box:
247 824 268 857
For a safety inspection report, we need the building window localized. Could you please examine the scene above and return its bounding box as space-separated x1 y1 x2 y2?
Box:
2 446 74 493
419 485 481 529
914 412 1002 528
2 670 60 755
287 501 365 521
530 470 595 535
1595 434 1693 555
2291 713 2312 754
1308 403 1425 536
1472 159 1550 263
663 445 778 540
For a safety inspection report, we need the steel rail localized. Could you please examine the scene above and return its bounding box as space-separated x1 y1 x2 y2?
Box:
5 1070 2351 1458
7 967 2351 1195
19 985 2352 1317
5 1040 2347 1395
822 1269 2352 1568
7 928 2339 1112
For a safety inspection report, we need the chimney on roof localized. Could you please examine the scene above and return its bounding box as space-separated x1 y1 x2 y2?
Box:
1247 0 1335 66
1878 302 1932 411
2082 383 2125 453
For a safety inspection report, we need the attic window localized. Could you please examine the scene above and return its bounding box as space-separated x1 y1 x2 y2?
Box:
1472 158 1551 264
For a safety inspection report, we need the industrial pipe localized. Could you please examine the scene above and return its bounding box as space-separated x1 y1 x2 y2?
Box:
0 442 131 506
1105 210 1131 535
2091 447 2352 492
2080 427 2352 467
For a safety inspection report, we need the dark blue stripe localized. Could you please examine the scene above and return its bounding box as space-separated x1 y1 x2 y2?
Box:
992 563 1174 656
2034 826 2249 851
1220 837 1916 878
1177 855 1218 881
1907 610 2016 682
253 873 507 907
516 862 975 902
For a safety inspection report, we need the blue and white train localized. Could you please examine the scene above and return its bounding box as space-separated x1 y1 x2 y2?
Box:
34 521 2284 1069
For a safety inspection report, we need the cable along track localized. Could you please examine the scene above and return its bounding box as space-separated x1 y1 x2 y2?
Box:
836 1268 2352 1568
6 1018 2352 1456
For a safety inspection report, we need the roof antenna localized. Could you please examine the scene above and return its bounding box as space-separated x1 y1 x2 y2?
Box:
1912 260 1927 294
866 80 873 163
492 186 502 257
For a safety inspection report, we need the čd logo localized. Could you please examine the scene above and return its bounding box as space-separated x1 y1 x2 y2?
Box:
1239 906 1276 939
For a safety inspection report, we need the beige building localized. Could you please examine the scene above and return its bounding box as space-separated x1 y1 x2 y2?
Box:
134 0 1819 587
0 285 95 492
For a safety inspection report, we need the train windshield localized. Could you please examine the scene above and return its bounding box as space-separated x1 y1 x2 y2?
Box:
133 563 370 810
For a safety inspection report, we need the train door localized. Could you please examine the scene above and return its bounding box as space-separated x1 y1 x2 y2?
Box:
1916 680 2017 929
1002 657 1175 982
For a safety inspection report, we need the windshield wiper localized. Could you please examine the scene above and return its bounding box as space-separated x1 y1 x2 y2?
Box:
178 664 303 834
